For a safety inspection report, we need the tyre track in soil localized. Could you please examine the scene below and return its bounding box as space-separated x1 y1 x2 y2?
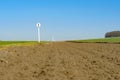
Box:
64 42 120 67
55 42 110 80
61 42 120 80
66 42 120 68
52 42 86 80
0 42 120 80
65 42 120 66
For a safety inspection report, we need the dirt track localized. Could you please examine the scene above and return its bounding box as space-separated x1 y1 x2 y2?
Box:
0 42 120 80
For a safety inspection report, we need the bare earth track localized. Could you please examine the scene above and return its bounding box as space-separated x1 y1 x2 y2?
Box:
0 42 120 80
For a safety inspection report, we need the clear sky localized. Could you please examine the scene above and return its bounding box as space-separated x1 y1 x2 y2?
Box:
0 0 120 41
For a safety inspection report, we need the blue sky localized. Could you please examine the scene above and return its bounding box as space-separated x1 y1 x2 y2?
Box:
0 0 120 41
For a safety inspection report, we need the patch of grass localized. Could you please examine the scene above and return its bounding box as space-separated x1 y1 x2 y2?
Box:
0 41 47 48
0 41 35 45
69 37 120 43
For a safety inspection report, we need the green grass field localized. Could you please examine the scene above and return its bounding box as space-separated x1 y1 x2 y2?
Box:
0 41 47 48
70 37 120 43
0 41 36 45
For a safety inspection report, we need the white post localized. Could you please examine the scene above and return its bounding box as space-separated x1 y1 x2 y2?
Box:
38 27 40 43
36 23 41 43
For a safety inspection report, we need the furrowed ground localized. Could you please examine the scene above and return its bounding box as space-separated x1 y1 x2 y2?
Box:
0 42 120 80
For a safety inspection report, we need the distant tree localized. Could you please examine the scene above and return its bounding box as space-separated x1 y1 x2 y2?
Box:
105 31 120 38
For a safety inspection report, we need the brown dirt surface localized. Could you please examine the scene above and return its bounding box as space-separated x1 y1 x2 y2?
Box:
0 42 120 80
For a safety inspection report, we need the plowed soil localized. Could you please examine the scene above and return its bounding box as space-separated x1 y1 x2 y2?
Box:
0 42 120 80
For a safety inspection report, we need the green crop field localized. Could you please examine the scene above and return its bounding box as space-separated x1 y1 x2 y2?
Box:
69 37 120 43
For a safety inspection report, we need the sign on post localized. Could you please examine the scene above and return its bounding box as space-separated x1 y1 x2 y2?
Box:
36 23 41 43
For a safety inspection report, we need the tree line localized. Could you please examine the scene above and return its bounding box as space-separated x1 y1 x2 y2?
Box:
105 31 120 38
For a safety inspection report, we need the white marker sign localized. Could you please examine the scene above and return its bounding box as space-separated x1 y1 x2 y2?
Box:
36 23 41 28
36 23 41 43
